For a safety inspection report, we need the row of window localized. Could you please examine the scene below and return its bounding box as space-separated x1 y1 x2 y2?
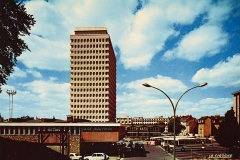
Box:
127 126 161 131
71 38 109 43
70 72 108 77
127 133 162 139
71 99 108 103
71 115 109 120
71 44 109 49
71 77 108 82
133 119 168 122
71 60 109 66
132 122 163 125
70 83 109 87
70 62 109 67
70 99 109 103
118 118 168 122
0 126 81 135
71 49 109 54
70 104 108 108
71 94 109 98
71 110 108 114
71 55 109 60
70 88 108 92
70 72 109 77
71 66 109 70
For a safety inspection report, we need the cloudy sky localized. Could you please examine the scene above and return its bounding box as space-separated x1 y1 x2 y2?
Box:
1 0 240 120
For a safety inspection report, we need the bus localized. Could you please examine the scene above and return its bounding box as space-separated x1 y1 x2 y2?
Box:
149 136 174 146
166 136 213 152
149 137 162 145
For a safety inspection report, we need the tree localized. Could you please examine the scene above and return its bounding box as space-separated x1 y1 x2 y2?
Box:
167 117 186 135
156 120 166 132
0 0 35 93
215 107 240 150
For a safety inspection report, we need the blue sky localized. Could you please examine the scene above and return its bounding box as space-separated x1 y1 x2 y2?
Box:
0 0 240 120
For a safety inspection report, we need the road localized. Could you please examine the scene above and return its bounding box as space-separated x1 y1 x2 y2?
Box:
122 144 173 160
118 142 234 160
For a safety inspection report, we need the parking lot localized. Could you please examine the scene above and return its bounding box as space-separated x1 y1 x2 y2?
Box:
119 141 239 160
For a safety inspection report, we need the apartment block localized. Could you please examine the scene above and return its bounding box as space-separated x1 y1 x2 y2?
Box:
116 115 169 125
198 115 224 137
70 27 116 122
232 90 240 124
179 115 197 135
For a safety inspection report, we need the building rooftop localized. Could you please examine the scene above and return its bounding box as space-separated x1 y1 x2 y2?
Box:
74 27 108 35
74 27 107 31
232 90 240 95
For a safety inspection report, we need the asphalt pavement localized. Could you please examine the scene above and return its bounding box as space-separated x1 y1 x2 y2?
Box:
109 143 174 160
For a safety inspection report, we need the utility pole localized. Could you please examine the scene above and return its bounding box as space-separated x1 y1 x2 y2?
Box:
6 90 17 119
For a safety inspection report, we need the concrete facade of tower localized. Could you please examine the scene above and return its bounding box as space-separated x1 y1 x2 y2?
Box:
70 27 116 122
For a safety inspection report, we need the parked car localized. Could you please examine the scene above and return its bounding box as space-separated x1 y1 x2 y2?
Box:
69 153 82 160
84 153 109 160
135 142 145 151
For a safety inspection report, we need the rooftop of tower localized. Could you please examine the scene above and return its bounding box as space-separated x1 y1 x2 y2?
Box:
74 27 108 35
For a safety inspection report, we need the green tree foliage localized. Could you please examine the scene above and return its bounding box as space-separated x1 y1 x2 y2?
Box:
215 107 240 149
156 120 166 132
156 120 165 125
167 117 186 135
0 0 35 93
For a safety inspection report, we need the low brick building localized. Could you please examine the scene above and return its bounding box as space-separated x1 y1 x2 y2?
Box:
0 116 125 156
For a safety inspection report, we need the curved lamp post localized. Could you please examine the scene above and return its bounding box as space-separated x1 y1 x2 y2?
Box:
142 82 207 160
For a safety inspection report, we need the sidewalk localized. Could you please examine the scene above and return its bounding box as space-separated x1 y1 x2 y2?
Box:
158 146 175 160
109 156 120 160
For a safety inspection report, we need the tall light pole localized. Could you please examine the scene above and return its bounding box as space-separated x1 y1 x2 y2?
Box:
142 82 207 160
6 90 17 119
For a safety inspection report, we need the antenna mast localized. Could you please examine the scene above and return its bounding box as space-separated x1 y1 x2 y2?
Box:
6 90 17 118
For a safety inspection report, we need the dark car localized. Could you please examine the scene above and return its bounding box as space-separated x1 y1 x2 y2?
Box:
135 142 145 150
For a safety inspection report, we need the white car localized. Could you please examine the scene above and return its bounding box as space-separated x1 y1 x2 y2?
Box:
84 153 109 160
69 153 82 160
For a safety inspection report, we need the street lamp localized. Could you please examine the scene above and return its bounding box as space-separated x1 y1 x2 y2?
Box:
142 82 207 160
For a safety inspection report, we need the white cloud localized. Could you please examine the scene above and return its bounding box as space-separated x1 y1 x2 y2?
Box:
1 0 236 120
20 0 218 70
26 69 42 78
117 89 232 118
117 92 174 118
2 78 70 119
119 75 188 94
20 35 70 71
118 1 211 69
192 53 240 87
19 79 69 103
10 67 27 78
206 0 232 24
177 97 232 118
117 73 232 118
117 75 189 117
163 25 228 61
20 0 136 71
18 0 232 70
161 1 231 61
9 67 42 79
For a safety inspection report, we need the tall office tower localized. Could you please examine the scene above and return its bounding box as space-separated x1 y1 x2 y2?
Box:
70 27 116 122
